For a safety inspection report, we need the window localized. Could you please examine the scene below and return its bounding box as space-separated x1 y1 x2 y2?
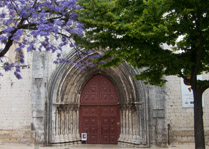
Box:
15 50 24 64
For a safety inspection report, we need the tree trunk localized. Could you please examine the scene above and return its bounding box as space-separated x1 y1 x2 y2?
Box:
193 88 205 149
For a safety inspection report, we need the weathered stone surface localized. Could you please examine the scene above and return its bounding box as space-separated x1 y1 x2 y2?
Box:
46 51 150 146
0 128 34 143
1 49 209 147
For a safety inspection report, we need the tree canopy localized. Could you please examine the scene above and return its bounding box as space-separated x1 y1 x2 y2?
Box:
77 0 209 87
76 0 209 148
0 0 83 79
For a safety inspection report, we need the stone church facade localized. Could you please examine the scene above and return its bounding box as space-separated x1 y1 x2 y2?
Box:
0 47 209 147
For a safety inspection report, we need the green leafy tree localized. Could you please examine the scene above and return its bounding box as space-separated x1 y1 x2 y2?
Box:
76 0 209 148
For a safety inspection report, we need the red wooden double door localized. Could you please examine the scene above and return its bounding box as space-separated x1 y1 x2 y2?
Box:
79 74 120 144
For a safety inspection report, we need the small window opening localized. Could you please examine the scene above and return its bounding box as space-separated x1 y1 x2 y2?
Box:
15 50 24 64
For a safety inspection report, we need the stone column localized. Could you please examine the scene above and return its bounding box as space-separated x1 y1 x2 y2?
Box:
132 110 140 145
68 108 73 142
72 108 76 142
76 108 81 144
127 106 133 144
118 108 124 142
63 107 68 142
129 105 136 145
133 104 142 145
66 107 71 142
54 107 59 142
124 107 129 143
60 107 65 142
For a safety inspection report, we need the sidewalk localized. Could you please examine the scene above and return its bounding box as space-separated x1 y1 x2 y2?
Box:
0 143 209 149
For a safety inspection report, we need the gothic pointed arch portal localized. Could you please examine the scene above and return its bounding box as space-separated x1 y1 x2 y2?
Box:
47 51 150 147
79 74 120 144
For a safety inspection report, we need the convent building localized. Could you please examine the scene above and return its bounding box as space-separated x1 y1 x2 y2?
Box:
0 45 209 148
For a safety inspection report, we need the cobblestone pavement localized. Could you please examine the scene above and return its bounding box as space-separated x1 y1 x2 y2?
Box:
0 143 209 149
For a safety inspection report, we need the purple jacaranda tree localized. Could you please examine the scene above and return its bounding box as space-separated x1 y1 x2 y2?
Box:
0 0 84 80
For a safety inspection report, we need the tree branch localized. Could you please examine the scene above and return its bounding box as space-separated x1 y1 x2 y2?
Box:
0 18 25 57
0 29 17 57
32 0 38 8
0 2 74 57
9 0 18 13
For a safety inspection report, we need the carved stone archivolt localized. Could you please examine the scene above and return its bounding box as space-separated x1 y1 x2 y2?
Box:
47 50 149 147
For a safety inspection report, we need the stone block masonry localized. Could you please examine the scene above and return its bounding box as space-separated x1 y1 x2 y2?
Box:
0 57 33 144
1 49 209 147
0 127 34 144
165 75 209 145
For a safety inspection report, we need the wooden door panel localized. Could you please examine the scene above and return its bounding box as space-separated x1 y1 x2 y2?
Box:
81 75 118 105
89 117 98 144
100 116 118 144
110 135 117 144
79 75 120 144
89 135 98 144
80 105 120 144
80 106 99 144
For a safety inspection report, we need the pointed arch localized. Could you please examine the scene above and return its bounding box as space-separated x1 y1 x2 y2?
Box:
47 49 149 147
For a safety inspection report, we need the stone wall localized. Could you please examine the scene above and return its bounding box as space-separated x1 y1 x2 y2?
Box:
148 85 167 147
0 50 57 144
0 52 33 143
165 75 209 145
1 48 209 147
